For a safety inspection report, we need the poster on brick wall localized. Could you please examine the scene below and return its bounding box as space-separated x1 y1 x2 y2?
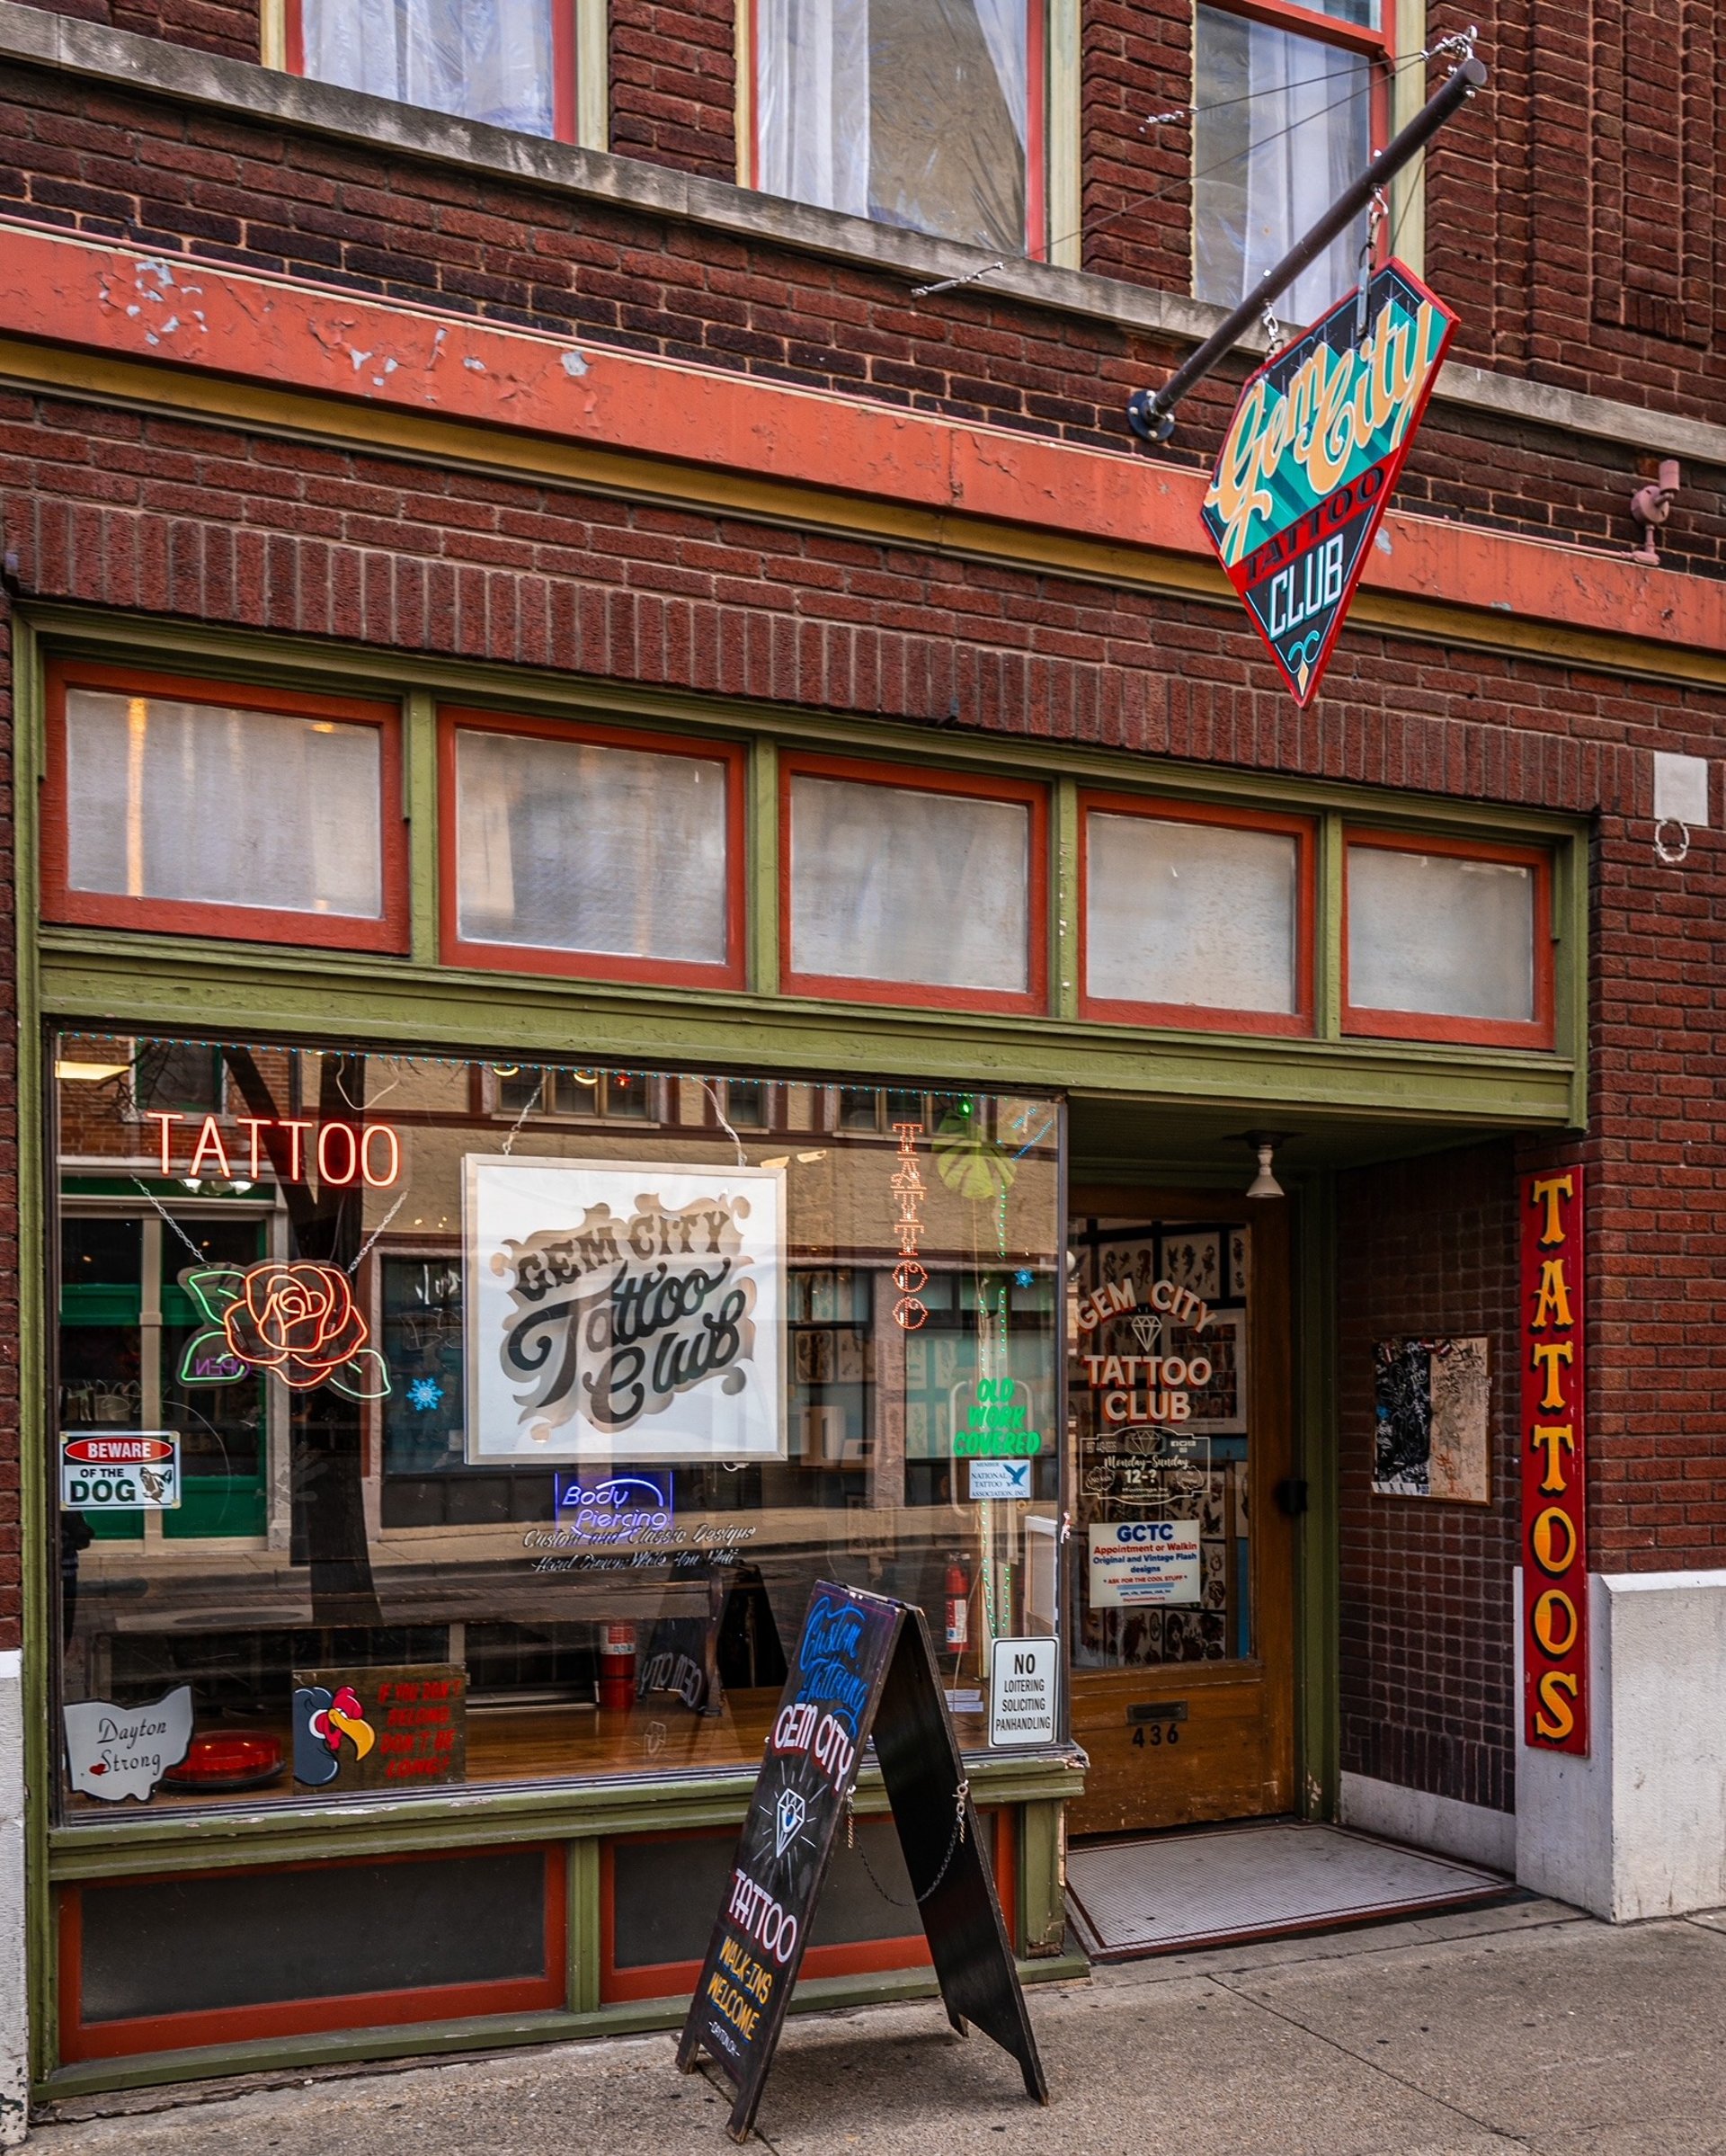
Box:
1520 1168 1588 1755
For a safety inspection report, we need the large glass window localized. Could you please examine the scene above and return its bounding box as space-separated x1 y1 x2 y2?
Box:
754 0 1045 254
1083 801 1310 1029
448 717 742 984
291 0 574 139
47 667 402 951
784 762 1044 1007
1345 835 1551 1043
1193 2 1383 325
54 1033 1063 1817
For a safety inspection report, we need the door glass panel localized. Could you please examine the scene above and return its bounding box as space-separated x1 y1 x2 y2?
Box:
1068 1216 1251 1668
160 1216 269 1540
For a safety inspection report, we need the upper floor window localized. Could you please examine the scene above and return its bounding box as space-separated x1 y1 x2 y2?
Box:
1193 0 1388 323
289 0 578 138
752 0 1046 255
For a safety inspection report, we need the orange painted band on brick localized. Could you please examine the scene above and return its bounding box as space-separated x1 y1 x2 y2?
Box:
2 218 1724 661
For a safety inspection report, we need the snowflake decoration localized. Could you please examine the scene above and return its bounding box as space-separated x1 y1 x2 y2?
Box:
1014 1270 1035 1288
406 1376 445 1412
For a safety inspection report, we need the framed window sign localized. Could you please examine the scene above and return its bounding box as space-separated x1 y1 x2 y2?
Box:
440 708 748 989
42 662 408 952
462 1154 787 1463
1080 795 1314 1034
1343 830 1555 1049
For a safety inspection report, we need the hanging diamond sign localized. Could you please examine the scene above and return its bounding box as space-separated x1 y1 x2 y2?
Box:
1200 260 1457 708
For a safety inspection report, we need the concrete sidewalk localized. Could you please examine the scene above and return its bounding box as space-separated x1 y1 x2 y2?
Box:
31 1896 1726 2155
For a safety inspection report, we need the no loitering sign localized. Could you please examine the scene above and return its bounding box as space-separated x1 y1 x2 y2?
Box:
1200 260 1457 708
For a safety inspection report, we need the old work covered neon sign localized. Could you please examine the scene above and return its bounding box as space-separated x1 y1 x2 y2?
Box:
1521 1167 1588 1755
1201 261 1456 708
147 1113 402 1188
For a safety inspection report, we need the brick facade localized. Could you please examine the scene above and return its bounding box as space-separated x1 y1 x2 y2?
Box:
1337 1140 1521 1814
2 0 1724 1839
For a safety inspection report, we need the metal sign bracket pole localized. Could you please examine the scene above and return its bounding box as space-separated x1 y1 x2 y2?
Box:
1127 53 1488 447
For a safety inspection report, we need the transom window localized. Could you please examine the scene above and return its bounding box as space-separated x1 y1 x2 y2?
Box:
1193 0 1390 324
1344 833 1554 1047
41 662 1563 1056
752 0 1047 255
1081 797 1313 1033
44 664 405 953
781 756 1046 1011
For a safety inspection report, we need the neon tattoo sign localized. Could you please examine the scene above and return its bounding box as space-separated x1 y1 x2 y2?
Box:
178 1261 390 1397
147 1113 401 1188
889 1121 928 1330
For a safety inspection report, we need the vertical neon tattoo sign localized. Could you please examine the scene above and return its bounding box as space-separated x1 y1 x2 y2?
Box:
1521 1167 1587 1754
890 1122 928 1330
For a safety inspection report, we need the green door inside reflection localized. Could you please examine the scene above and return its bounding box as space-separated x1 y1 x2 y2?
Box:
60 1207 269 1541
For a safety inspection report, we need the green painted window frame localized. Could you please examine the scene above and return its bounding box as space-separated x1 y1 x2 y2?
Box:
18 612 1588 1131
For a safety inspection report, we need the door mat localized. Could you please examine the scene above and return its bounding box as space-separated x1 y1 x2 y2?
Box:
1066 1820 1513 1961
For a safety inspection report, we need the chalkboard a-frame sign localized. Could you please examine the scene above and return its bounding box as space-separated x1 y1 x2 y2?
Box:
676 1581 1048 2142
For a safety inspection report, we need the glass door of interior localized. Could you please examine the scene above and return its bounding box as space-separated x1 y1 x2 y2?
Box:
1064 1190 1295 1838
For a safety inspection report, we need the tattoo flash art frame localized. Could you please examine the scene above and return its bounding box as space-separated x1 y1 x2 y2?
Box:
464 1155 788 1464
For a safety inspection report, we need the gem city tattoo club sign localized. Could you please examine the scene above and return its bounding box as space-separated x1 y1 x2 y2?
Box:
1202 261 1457 708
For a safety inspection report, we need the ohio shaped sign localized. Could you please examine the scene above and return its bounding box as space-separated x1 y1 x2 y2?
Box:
1200 261 1457 707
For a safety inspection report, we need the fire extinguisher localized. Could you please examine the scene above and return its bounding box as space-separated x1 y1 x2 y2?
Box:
598 1620 636 1711
944 1555 971 1654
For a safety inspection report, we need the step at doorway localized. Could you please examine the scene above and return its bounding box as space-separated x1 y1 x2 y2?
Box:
1066 1820 1515 1961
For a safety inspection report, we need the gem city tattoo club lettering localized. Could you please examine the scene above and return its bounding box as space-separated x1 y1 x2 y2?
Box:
494 1193 757 1439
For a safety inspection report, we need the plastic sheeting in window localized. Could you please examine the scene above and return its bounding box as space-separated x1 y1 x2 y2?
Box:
1087 814 1299 1015
1348 848 1536 1021
1193 5 1373 326
788 772 1030 993
757 0 1032 253
454 727 732 963
302 0 557 138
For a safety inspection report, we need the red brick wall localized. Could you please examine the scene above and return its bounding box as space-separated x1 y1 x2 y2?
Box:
1336 1141 1521 1814
609 0 736 179
10 0 1726 440
24 0 261 63
0 55 1722 574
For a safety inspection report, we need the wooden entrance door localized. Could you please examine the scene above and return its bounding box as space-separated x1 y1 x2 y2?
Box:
1065 1189 1294 1838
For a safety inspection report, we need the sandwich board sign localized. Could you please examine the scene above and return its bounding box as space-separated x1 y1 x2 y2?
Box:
677 1581 1046 2143
1200 259 1457 707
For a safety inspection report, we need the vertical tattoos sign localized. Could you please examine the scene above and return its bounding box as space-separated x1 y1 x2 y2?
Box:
464 1157 786 1463
1521 1168 1588 1754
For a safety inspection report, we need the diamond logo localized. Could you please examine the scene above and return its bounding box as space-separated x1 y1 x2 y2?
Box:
1130 1314 1162 1351
774 1786 806 1858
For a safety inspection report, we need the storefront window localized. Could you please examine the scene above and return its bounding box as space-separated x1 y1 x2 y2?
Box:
54 1034 1063 1817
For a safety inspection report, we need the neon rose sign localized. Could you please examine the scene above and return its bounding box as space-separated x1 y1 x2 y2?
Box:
178 1261 390 1397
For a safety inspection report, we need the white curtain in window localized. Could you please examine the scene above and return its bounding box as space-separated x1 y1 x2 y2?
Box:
756 0 870 218
1240 20 1370 324
1193 7 1371 325
757 0 1028 248
974 0 1028 148
302 0 556 138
